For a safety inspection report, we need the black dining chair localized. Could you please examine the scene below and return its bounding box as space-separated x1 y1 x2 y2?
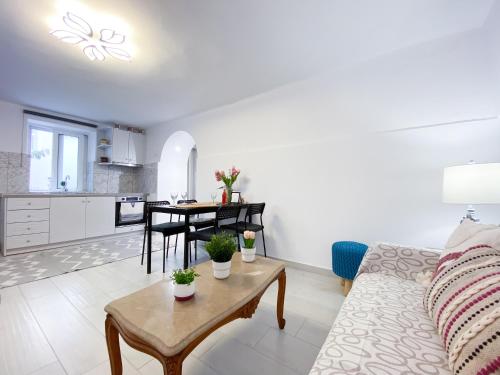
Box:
141 201 186 273
186 205 241 253
176 199 216 261
220 203 267 257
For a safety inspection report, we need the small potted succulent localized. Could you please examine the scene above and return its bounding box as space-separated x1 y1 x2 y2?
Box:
170 268 199 301
205 232 237 279
241 230 257 262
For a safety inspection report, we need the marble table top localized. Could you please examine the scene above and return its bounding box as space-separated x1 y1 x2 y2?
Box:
104 253 285 357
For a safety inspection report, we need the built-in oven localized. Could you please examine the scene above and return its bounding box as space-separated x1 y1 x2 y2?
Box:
115 195 145 227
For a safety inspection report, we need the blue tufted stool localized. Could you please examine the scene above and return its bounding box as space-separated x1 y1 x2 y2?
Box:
332 241 368 296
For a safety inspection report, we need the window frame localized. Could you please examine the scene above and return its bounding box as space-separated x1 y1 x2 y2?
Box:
26 118 89 192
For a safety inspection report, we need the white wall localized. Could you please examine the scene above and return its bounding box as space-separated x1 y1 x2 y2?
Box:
146 27 500 270
484 2 500 113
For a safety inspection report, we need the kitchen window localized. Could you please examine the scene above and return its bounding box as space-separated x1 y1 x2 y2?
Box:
27 117 90 192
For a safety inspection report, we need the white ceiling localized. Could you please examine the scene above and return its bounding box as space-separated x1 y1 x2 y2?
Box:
0 0 494 127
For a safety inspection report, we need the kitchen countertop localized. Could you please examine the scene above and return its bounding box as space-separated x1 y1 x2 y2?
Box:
0 192 146 198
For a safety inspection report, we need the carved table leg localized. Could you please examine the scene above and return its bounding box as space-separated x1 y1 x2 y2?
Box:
277 269 286 329
161 355 183 375
105 315 123 375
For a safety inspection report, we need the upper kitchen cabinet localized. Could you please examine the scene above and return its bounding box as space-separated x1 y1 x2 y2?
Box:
112 128 131 164
128 131 145 165
97 126 145 167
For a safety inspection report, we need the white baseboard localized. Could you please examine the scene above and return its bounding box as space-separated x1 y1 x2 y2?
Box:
267 255 335 277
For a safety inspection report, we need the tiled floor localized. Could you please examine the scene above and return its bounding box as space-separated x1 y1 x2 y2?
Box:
0 240 344 375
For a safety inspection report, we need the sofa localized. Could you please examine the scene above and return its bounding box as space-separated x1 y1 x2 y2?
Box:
309 242 451 374
311 219 500 375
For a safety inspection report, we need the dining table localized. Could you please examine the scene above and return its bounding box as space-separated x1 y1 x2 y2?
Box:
146 202 247 273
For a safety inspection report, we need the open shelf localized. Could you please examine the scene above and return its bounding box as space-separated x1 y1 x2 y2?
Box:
97 143 112 149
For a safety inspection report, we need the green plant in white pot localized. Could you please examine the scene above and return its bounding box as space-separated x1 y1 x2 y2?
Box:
170 268 199 301
205 232 236 279
241 230 257 262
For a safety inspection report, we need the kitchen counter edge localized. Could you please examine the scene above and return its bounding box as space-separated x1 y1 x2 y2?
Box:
0 193 147 198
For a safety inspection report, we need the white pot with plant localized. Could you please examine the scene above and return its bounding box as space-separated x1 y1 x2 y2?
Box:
170 268 200 301
241 230 257 262
205 232 236 279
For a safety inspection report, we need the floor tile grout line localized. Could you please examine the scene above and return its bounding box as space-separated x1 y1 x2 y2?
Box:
5 235 342 375
20 283 70 375
26 361 64 375
293 316 308 338
51 266 155 373
251 333 308 375
251 320 274 348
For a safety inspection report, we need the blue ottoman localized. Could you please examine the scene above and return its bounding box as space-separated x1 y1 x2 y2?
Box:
331 241 368 295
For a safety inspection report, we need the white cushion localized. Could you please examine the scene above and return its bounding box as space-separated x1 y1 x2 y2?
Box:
442 219 500 258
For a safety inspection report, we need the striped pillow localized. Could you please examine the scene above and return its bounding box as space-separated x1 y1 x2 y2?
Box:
424 244 500 375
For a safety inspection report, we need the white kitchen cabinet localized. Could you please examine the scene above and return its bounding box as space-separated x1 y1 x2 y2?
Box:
2 195 123 255
49 197 86 243
6 233 49 250
110 128 145 165
7 197 50 210
6 209 49 223
128 132 145 165
112 128 131 164
85 196 115 238
7 221 50 237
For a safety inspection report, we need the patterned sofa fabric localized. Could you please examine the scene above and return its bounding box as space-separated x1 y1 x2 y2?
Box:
357 242 441 281
310 243 448 375
309 272 451 375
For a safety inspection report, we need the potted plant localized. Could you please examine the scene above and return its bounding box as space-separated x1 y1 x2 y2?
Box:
205 232 237 279
170 268 199 301
241 230 257 262
215 166 240 204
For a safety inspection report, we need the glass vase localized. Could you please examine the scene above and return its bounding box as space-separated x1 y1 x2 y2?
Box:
225 186 233 204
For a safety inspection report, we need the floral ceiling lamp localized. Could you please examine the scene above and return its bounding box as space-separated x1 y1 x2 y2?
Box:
50 7 132 62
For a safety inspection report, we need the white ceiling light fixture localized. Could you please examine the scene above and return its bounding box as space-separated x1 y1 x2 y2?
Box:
50 11 132 62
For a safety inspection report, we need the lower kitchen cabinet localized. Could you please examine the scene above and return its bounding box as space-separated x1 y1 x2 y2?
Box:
85 196 115 238
2 195 119 255
50 197 86 243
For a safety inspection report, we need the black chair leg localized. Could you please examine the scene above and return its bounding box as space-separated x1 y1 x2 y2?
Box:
166 236 170 258
195 240 197 260
237 234 241 251
141 226 147 265
174 234 178 254
261 229 267 257
189 242 192 263
162 236 166 273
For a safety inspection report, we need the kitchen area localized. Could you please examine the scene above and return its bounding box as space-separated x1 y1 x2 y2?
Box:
0 120 155 257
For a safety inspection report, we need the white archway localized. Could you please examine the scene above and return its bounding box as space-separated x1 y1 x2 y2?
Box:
157 131 197 202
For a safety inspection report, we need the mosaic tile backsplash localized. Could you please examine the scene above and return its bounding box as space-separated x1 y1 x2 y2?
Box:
0 151 157 195
0 152 31 193
88 162 157 194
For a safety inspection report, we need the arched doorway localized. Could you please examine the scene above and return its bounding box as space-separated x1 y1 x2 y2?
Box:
157 131 197 202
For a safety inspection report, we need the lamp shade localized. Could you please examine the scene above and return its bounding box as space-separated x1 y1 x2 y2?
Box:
443 163 500 204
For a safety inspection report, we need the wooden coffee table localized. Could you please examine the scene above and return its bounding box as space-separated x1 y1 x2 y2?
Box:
104 253 286 375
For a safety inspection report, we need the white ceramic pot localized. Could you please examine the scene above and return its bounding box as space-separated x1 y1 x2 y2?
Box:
212 260 232 279
173 281 195 301
241 247 256 262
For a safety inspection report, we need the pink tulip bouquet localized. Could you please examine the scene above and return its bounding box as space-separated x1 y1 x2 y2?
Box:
242 230 257 262
243 230 256 249
214 166 240 189
215 166 240 203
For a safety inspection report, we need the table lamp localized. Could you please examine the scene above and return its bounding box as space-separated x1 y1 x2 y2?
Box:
442 162 500 222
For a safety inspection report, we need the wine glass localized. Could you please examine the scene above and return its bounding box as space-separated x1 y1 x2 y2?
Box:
181 191 188 201
211 192 217 203
170 192 178 205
